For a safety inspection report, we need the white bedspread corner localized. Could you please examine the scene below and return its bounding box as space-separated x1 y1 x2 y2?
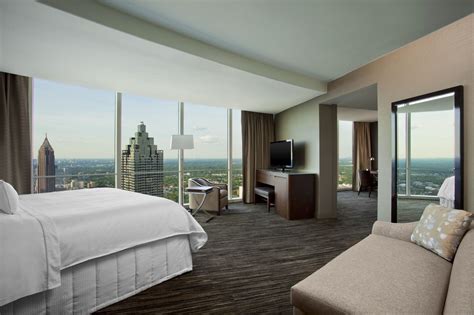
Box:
0 206 61 306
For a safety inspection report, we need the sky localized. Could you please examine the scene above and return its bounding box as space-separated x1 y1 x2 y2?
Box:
338 121 353 159
339 106 454 162
397 109 454 159
34 78 453 161
33 79 242 159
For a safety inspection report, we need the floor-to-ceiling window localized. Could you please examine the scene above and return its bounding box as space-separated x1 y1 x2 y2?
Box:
182 103 228 203
33 79 115 193
338 120 353 190
397 112 407 195
121 94 179 201
32 79 243 202
231 110 243 199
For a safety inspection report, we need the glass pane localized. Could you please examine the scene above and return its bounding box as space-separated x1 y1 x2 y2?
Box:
121 94 179 201
338 121 353 190
232 109 243 199
397 112 407 195
183 103 228 203
397 92 456 223
33 79 115 193
409 110 454 196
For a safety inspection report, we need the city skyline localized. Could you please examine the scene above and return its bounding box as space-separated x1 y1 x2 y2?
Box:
33 79 241 160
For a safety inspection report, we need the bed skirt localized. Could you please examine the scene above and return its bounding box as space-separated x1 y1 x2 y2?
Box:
1 235 193 314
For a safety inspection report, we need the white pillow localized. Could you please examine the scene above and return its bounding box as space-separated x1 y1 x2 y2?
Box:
0 180 19 214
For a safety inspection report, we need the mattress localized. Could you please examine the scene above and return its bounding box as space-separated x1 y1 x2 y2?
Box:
0 235 192 314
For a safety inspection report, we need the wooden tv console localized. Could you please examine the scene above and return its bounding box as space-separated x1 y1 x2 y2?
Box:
256 169 315 220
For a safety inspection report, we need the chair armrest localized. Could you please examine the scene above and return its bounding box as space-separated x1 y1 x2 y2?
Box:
371 221 418 242
212 183 228 190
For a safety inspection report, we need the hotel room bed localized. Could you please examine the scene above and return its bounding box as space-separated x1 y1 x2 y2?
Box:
1 235 192 314
0 188 207 314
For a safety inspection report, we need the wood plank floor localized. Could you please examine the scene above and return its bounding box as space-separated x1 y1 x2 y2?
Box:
96 192 377 314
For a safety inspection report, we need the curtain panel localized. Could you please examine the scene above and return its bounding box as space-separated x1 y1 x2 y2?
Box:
242 111 274 203
0 72 32 194
352 122 372 190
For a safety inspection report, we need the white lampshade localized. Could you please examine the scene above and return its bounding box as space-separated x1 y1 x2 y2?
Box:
170 135 194 150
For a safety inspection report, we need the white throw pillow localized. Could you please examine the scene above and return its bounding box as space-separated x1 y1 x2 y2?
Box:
0 180 19 214
411 204 472 261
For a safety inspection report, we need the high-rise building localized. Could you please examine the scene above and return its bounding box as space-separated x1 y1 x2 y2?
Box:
121 122 164 196
37 135 55 193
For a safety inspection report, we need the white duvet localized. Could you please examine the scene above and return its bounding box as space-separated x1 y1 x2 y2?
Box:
0 188 207 306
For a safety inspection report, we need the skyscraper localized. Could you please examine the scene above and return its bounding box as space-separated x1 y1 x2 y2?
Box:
121 122 164 196
37 135 55 193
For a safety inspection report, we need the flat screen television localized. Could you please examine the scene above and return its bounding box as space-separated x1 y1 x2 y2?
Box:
270 139 294 170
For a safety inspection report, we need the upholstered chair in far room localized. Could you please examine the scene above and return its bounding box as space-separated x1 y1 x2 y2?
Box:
188 178 229 215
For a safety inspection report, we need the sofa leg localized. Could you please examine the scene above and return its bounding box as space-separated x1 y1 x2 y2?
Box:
225 205 228 210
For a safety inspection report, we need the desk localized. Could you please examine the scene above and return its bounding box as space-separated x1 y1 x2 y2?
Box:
256 169 315 220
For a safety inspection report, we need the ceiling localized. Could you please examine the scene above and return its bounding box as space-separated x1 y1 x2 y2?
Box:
0 0 471 113
338 107 377 122
325 84 378 111
99 0 472 81
0 0 323 113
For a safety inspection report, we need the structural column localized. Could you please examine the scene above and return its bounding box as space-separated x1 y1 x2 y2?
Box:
227 109 233 200
178 101 184 204
318 104 338 218
114 92 122 188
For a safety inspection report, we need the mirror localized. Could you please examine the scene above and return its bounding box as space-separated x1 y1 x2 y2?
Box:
391 86 463 222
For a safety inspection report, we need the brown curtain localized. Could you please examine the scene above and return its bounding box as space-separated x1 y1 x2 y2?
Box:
0 72 32 194
352 122 372 190
242 111 274 203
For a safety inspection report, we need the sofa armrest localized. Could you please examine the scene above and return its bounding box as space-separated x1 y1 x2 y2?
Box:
371 221 418 242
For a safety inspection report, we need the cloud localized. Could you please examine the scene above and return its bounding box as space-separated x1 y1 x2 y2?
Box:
199 135 220 144
193 126 208 132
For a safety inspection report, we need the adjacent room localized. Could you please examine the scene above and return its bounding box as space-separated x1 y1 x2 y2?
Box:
329 84 379 217
1 1 473 314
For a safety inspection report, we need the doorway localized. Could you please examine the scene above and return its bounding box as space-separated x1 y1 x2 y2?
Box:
326 84 378 218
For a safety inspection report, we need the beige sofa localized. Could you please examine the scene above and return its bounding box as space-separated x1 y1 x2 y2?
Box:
291 221 474 314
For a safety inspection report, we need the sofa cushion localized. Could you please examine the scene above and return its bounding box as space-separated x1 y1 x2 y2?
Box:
291 234 452 314
411 204 472 261
254 186 275 198
444 225 474 314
